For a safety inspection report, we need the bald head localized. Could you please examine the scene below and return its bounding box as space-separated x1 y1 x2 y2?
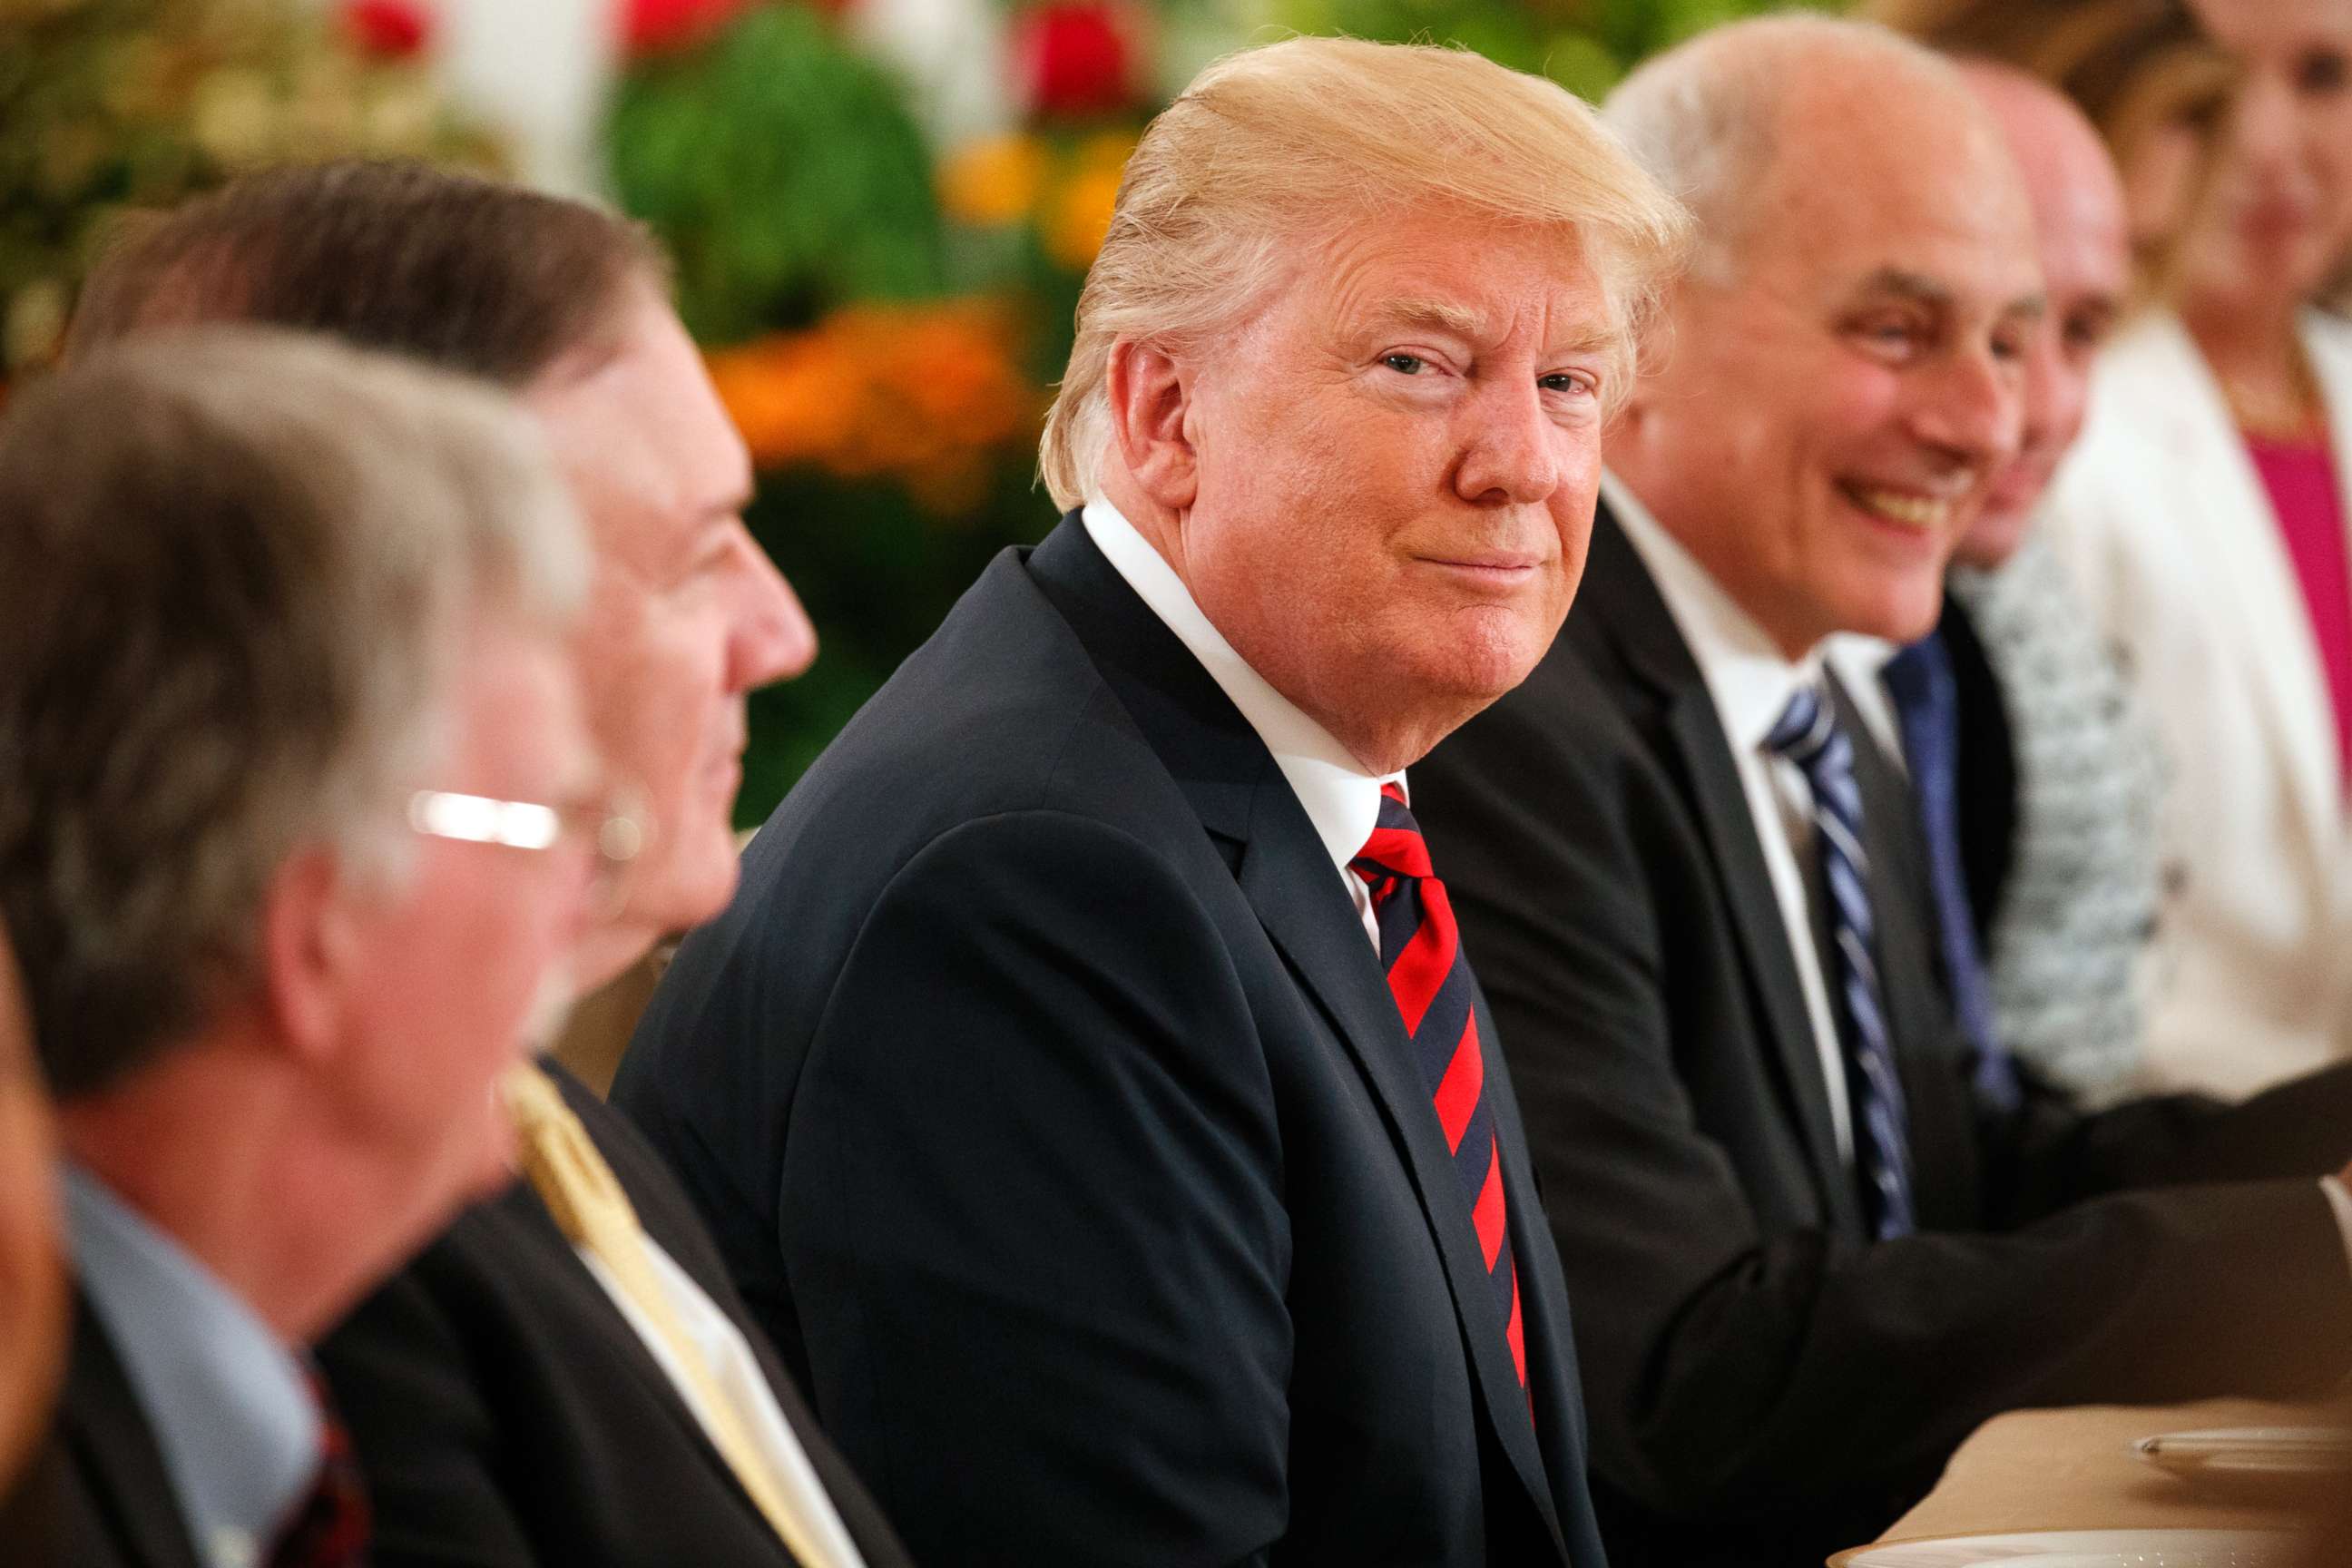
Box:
1952 61 2131 564
1602 14 2044 657
1607 15 2026 283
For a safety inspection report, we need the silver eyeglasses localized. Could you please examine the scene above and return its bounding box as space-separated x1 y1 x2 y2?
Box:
407 788 652 913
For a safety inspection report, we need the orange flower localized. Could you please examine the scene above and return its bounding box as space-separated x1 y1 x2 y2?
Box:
703 300 1042 514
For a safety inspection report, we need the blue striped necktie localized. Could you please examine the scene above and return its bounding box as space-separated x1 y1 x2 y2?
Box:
1767 683 1916 1240
1881 632 2024 1114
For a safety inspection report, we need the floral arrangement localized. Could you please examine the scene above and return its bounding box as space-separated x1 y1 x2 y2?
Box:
0 0 495 375
705 299 1040 515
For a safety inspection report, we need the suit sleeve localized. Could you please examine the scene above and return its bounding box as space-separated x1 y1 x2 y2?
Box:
1413 682 2352 1524
317 1261 543 1568
781 809 1288 1568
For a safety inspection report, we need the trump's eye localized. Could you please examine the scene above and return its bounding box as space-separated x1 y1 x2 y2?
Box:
1539 372 1596 397
1381 353 1428 376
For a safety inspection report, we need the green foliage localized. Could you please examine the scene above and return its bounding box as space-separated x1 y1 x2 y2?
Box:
608 4 949 346
1240 0 1842 99
0 0 492 369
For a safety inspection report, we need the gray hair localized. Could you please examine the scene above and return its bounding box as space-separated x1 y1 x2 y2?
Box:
0 327 587 1097
1605 15 1980 283
1038 34 1692 510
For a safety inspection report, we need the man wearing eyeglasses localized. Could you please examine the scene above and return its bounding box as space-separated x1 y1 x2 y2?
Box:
64 162 907 1568
0 327 600 1568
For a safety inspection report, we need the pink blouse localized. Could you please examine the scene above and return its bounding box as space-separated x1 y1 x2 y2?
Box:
2248 431 2352 786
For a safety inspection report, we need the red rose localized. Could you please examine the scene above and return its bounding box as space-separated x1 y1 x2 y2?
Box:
1011 2 1140 119
343 0 432 59
624 0 759 57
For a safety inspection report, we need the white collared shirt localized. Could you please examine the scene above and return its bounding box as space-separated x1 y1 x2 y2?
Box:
1083 497 1402 948
1605 472 1857 1162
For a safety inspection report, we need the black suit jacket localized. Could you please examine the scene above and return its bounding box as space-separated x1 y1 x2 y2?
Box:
45 1298 200 1568
315 1059 911 1568
612 515 1608 1567
1410 505 2352 1568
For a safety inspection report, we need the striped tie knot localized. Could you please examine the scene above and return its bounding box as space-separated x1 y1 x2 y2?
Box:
1349 782 1434 894
1766 682 1850 778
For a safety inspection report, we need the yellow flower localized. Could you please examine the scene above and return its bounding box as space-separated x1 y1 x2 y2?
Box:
1043 162 1122 271
938 134 1049 230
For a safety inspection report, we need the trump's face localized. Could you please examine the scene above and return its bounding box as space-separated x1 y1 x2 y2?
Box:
1170 211 1618 772
1613 87 2043 656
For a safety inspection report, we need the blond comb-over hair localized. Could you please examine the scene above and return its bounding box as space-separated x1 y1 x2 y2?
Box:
1037 35 1692 510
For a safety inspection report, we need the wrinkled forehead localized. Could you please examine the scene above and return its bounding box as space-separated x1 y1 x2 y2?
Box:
1265 209 1629 364
2193 0 2352 53
1743 103 2042 307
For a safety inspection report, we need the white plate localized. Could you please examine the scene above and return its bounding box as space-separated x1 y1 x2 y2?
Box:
1832 1528 2300 1567
2135 1426 2352 1482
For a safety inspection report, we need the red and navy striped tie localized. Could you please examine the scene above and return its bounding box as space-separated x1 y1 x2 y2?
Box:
1351 783 1527 1393
270 1372 370 1568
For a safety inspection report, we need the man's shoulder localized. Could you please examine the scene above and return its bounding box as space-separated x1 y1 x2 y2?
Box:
1426 620 1661 796
745 544 1219 913
52 1293 197 1568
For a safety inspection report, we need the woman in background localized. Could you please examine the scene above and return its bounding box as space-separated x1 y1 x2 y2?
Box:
1868 0 2233 1104
2041 0 2352 1100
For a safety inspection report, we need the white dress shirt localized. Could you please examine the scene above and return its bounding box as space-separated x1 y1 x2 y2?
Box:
573 1236 868 1568
1083 497 1403 948
1607 474 1857 1162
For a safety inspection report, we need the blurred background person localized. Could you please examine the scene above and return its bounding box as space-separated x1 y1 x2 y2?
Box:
1847 0 2236 1107
2038 0 2352 1101
1869 0 2236 297
1829 44 2167 1106
66 160 907 1568
0 925 64 1547
0 327 597 1568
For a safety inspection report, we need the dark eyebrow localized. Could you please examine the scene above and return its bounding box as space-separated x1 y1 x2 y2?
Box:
1367 299 1491 340
1850 269 2046 323
1851 269 1954 309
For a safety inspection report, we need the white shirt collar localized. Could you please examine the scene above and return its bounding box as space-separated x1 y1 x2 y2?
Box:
1824 632 1904 767
1080 497 1403 874
1602 470 1824 750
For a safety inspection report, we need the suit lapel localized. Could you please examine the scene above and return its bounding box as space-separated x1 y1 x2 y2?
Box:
1575 510 1858 1233
1830 673 1978 1229
1234 796 1565 1554
557 1067 911 1568
1026 515 1569 1560
485 1181 795 1556
56 1293 206 1568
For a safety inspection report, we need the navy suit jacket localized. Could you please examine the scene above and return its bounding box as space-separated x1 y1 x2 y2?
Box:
614 515 1608 1567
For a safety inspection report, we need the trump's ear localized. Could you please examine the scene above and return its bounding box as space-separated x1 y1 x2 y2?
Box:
1105 340 1198 511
